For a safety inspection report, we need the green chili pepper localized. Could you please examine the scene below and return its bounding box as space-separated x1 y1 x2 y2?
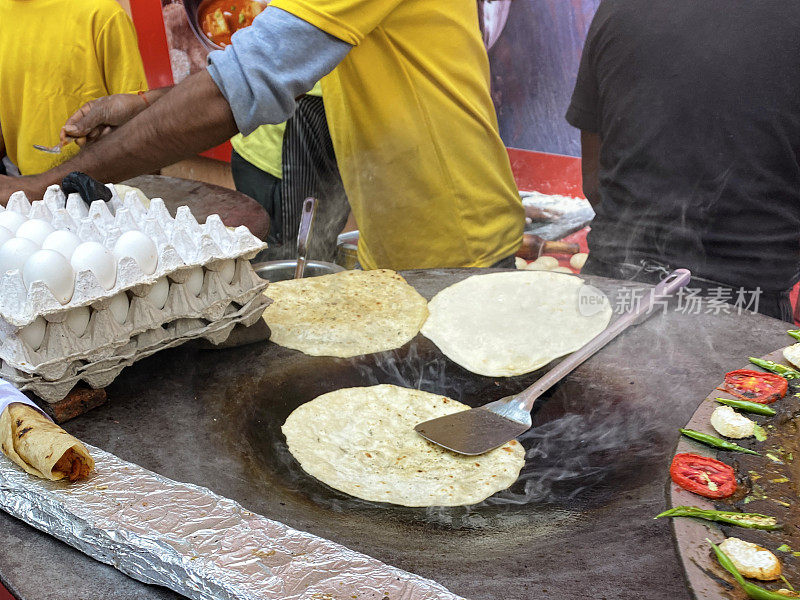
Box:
787 329 800 341
656 506 780 530
709 539 795 600
715 397 777 416
680 428 760 455
749 357 800 380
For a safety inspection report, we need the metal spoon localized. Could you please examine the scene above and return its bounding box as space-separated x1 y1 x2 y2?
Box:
294 197 317 279
32 143 63 154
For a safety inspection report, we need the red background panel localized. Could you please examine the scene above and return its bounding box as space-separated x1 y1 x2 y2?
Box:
129 0 232 161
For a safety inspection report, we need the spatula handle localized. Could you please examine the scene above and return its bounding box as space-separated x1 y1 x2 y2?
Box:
516 269 691 411
294 197 317 280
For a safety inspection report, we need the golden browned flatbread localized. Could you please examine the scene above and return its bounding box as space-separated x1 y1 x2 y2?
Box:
0 403 94 481
282 385 525 506
262 270 428 358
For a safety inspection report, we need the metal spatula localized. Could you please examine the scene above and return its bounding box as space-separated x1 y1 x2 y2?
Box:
414 269 692 455
294 197 317 279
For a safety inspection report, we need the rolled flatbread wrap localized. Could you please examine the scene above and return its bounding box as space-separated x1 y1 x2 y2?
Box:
0 403 94 482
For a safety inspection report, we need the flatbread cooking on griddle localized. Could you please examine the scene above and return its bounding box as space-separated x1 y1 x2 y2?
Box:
262 269 428 358
421 271 613 377
0 403 94 482
282 384 525 507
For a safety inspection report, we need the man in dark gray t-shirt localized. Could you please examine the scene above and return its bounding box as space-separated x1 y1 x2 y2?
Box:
567 0 800 320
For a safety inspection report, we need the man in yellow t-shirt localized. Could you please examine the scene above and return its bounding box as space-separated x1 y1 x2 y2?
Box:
4 0 523 270
0 0 147 175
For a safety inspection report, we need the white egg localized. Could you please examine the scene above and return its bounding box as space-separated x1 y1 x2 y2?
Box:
22 249 75 304
0 237 40 274
185 266 204 297
18 316 46 350
15 219 55 247
0 211 26 233
0 226 14 248
218 259 236 284
65 306 91 336
113 230 158 275
42 230 82 260
108 293 130 324
147 276 169 309
71 242 117 290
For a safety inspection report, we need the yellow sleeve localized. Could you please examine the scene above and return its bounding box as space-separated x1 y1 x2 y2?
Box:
96 11 149 95
269 0 403 45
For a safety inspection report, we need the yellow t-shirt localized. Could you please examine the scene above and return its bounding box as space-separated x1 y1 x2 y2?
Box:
0 0 148 175
270 0 523 270
229 81 322 179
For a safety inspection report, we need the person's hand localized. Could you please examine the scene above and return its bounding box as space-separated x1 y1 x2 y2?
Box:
524 205 560 222
60 94 150 147
0 174 50 204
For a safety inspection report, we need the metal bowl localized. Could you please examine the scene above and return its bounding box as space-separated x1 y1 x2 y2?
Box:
253 260 345 282
182 0 224 52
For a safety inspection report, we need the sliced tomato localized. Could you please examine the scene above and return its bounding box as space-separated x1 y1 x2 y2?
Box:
719 369 788 404
670 453 737 498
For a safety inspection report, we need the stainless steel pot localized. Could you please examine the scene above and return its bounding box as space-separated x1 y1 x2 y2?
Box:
253 260 344 282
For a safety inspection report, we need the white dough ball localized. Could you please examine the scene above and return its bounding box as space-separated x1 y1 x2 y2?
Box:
529 256 559 270
185 266 204 297
0 211 27 233
71 242 117 290
18 316 46 350
219 259 236 284
108 293 130 324
514 257 527 270
15 219 55 247
147 276 169 310
65 306 91 336
113 230 158 275
22 249 75 304
570 252 589 270
552 266 575 274
42 230 82 260
0 226 15 248
0 237 41 275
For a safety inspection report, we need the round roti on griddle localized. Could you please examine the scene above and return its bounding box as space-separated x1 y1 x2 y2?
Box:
282 384 526 507
421 271 612 377
262 269 428 358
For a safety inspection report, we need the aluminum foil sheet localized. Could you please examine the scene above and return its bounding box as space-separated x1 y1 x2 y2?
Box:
0 446 464 600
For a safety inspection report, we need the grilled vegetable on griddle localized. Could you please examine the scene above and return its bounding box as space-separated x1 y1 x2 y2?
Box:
710 540 793 599
670 453 737 498
748 358 800 381
719 370 788 404
680 428 759 455
656 507 780 530
709 406 757 439
715 398 777 416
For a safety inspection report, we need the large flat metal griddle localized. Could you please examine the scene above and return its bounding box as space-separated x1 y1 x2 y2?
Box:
0 269 793 600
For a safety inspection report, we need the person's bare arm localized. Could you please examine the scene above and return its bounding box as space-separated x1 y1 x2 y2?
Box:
580 131 601 207
60 88 172 147
4 72 235 199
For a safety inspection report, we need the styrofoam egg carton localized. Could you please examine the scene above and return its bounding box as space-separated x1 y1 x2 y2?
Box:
0 183 271 401
0 185 267 327
5 291 267 401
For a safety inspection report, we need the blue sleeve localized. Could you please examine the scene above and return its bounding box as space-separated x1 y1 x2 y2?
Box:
207 7 351 135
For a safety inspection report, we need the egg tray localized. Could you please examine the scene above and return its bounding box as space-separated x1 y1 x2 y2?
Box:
0 184 270 402
1 292 268 402
1 185 267 327
0 256 268 380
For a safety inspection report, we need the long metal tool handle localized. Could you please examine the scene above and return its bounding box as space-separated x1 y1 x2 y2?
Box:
294 197 317 280
516 268 692 411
